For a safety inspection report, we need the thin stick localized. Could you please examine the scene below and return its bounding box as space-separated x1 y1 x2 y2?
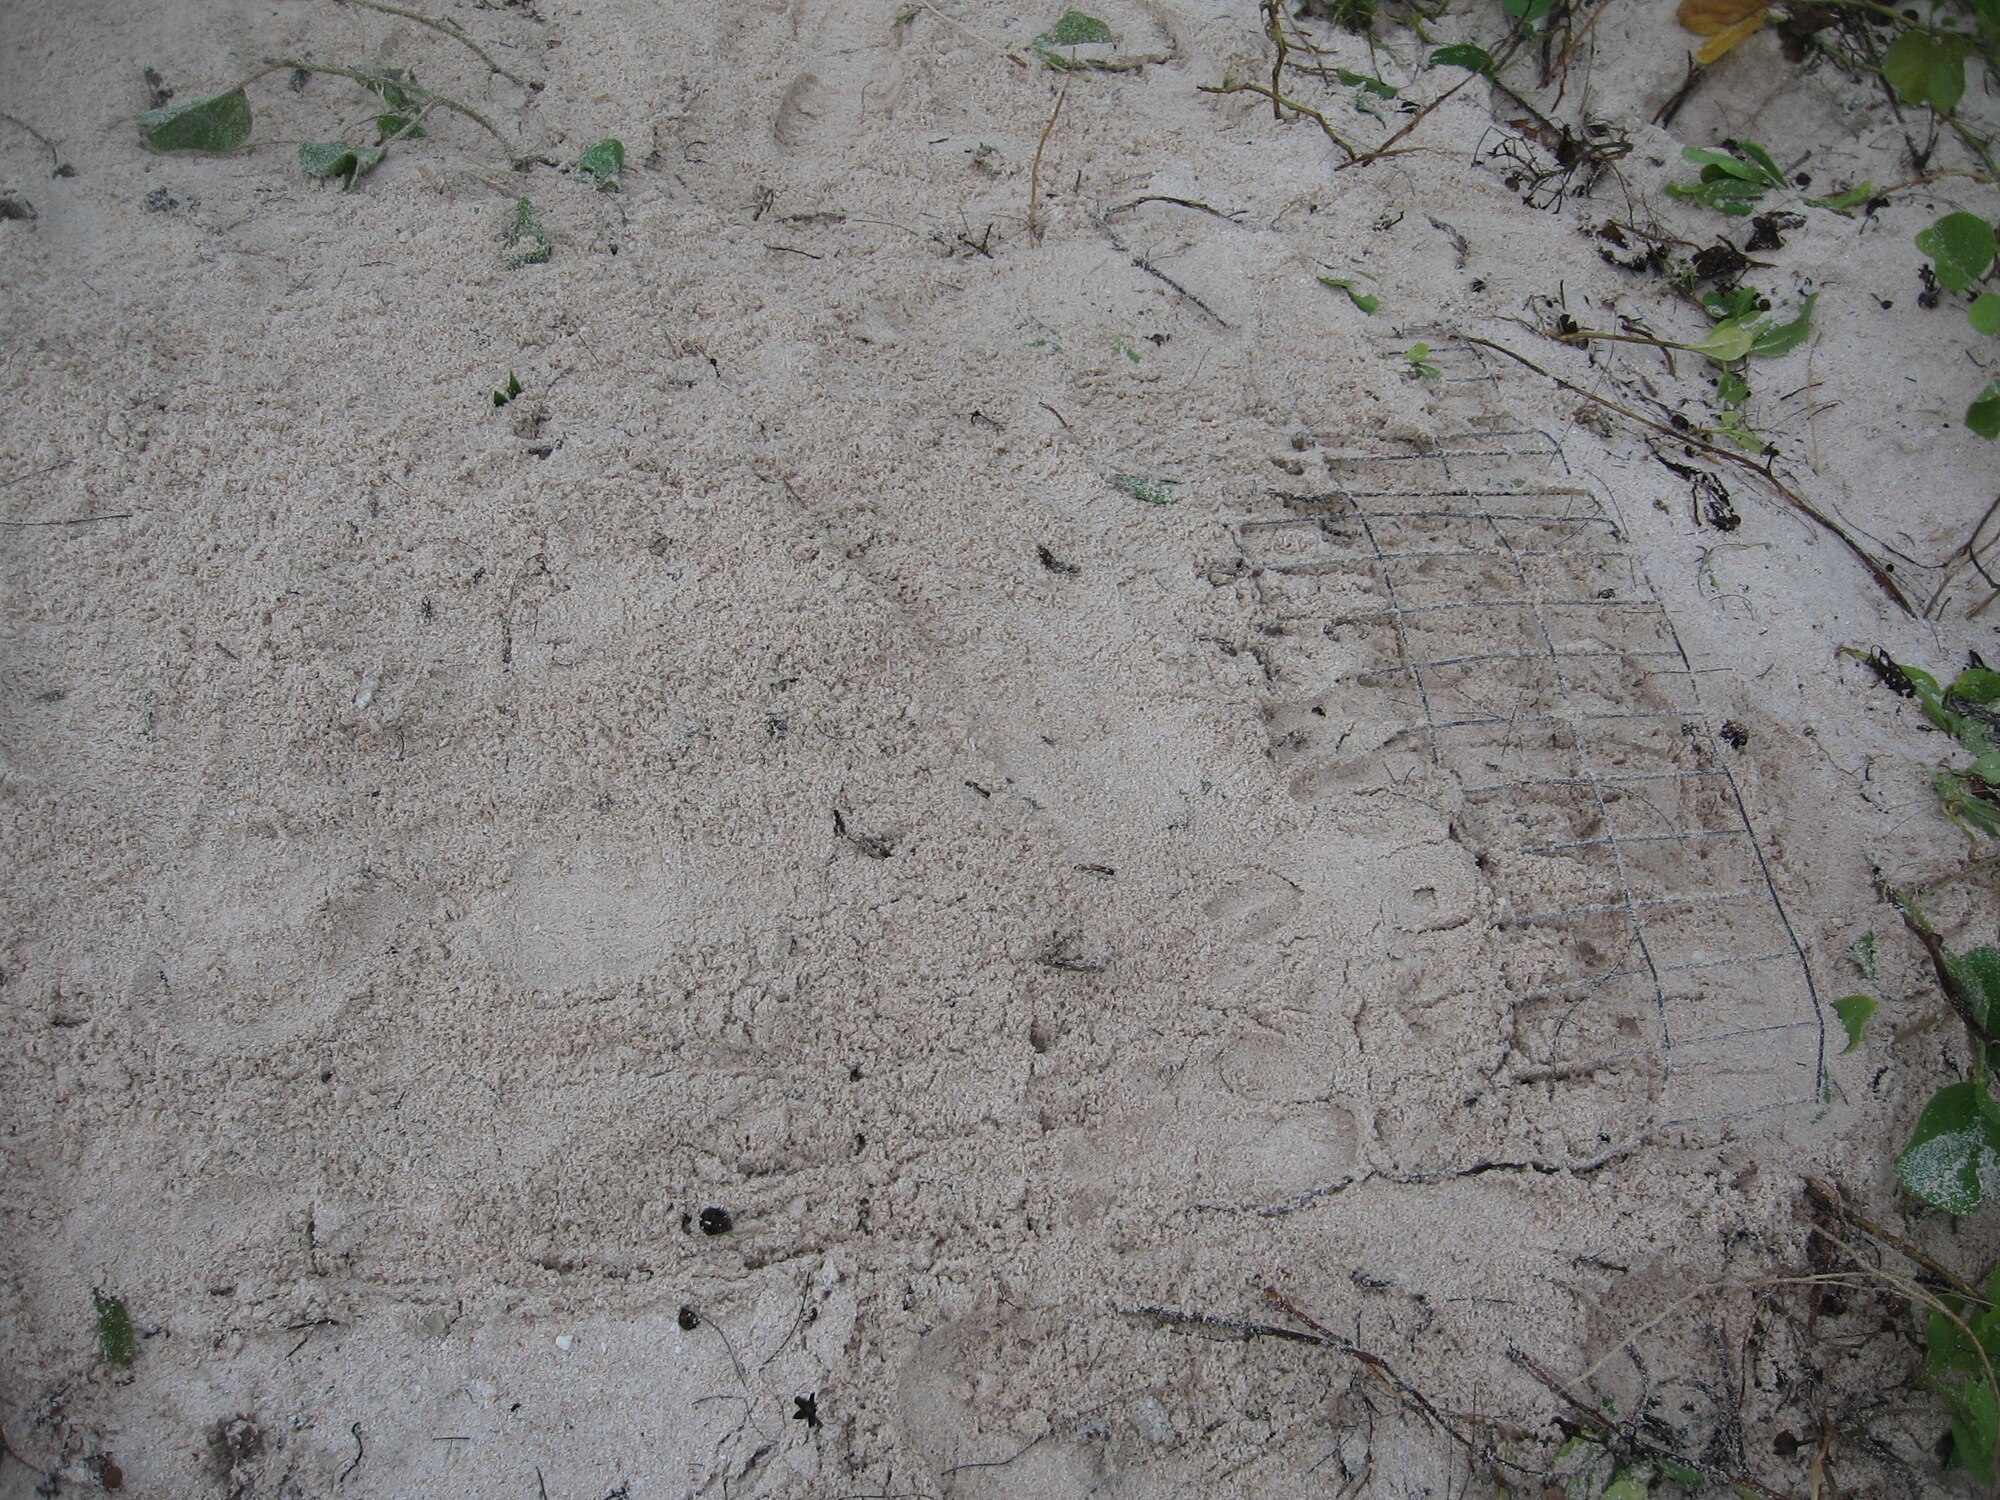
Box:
1922 491 2000 618
1262 0 1287 121
1196 81 1356 160
0 111 60 172
1130 1303 1483 1456
913 0 1030 67
265 60 512 151
1335 71 1473 171
1027 73 1070 242
1459 335 1917 616
329 0 529 86
0 513 131 528
1802 1176 1979 1299
1512 1348 1788 1499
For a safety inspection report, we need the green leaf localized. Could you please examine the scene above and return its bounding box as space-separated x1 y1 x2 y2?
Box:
576 138 624 187
1110 473 1181 505
1884 29 1970 112
1690 319 1757 362
1919 212 1998 293
1896 1080 2000 1213
138 88 252 152
1732 139 1787 187
363 65 422 113
93 1290 135 1366
1317 275 1379 314
374 112 426 143
1600 1470 1653 1500
1427 43 1493 73
1748 293 1815 358
1035 8 1113 62
1681 145 1765 181
298 140 386 188
1503 0 1557 23
1655 1456 1706 1488
1332 67 1397 99
1949 947 2000 1033
1953 668 2000 706
1715 367 1750 409
1851 932 1878 981
1971 381 2000 441
493 371 523 407
1702 285 1761 321
1806 181 1874 214
1971 293 2000 336
1834 994 1876 1054
505 197 552 268
1665 175 1767 215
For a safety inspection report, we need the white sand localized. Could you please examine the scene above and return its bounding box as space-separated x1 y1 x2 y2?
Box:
5 1 2000 1495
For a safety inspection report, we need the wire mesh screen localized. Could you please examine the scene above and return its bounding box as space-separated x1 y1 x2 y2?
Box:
1234 338 1825 1146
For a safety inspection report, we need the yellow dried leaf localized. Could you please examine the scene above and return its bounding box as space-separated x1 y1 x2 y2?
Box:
1693 9 1768 62
1676 0 1764 36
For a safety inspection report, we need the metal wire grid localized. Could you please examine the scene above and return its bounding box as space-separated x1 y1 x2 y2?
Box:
1236 350 1826 1139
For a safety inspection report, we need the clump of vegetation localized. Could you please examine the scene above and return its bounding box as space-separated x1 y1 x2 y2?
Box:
1109 473 1181 505
93 1289 135 1367
139 61 511 187
574 138 624 189
1916 211 2000 435
503 198 551 267
136 0 532 192
1838 648 2000 1479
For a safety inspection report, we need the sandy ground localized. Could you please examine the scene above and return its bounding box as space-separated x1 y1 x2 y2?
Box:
6 1 2000 1496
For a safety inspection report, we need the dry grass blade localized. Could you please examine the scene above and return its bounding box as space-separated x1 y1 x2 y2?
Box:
330 0 531 86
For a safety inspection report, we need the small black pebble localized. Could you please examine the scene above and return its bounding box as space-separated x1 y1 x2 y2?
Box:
698 1206 733 1235
1720 721 1748 749
677 1305 700 1331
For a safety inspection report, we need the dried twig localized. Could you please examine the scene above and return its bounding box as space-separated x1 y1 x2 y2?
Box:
1802 1177 1978 1300
1459 335 1917 616
1129 1301 1486 1458
330 0 530 86
1510 1349 1788 1499
1027 73 1070 241
1196 81 1355 160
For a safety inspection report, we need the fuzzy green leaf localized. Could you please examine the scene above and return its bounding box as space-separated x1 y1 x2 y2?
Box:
1833 994 1876 1054
374 112 427 143
299 140 386 187
505 197 551 267
364 66 422 112
94 1290 135 1366
1896 1080 2000 1213
1971 294 2000 336
138 88 252 153
1919 212 1998 293
1948 948 2000 1034
1970 381 2000 440
1953 668 2000 705
1039 10 1112 45
1110 473 1181 505
576 138 624 186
